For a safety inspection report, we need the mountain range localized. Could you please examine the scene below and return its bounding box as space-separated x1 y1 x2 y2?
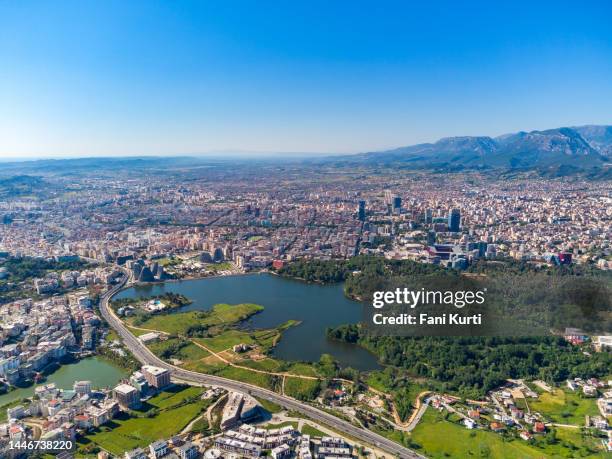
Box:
354 125 612 172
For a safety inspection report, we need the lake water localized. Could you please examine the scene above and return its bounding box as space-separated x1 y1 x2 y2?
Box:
115 274 381 370
0 357 127 407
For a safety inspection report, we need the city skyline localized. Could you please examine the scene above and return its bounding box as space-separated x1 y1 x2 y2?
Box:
1 1 612 158
1 3 611 456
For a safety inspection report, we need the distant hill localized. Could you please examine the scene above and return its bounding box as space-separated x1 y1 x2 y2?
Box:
0 175 50 199
573 125 612 157
0 156 198 174
351 125 612 172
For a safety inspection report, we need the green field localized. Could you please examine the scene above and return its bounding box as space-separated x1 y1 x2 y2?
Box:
195 329 258 352
127 327 152 337
0 399 24 422
189 416 209 434
181 359 223 374
126 299 326 402
81 386 208 455
156 257 182 267
215 365 277 390
181 360 278 391
286 362 319 377
284 377 321 400
148 337 211 362
193 321 296 354
104 329 120 343
365 371 395 393
410 407 607 459
148 386 203 409
530 388 600 425
132 303 263 335
239 358 285 372
236 355 318 375
255 396 283 414
204 261 235 272
301 423 327 437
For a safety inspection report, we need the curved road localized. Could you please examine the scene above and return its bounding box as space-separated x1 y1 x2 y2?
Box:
100 273 424 459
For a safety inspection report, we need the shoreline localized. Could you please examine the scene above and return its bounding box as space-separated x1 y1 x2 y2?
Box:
110 271 381 371
0 356 127 407
128 269 259 286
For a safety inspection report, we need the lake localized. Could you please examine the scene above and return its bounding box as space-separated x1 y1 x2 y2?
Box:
0 357 127 407
115 274 381 370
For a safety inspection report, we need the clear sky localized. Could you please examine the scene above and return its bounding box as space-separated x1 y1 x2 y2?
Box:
1 0 611 158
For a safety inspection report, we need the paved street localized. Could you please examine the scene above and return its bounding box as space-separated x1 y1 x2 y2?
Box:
100 273 425 459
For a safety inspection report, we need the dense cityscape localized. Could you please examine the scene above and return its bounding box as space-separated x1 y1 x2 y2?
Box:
2 1 612 457
0 160 609 458
1 167 610 271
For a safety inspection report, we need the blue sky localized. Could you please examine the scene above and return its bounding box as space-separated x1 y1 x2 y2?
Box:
1 1 611 158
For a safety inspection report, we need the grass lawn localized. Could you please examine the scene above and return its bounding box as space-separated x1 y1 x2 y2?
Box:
552 427 609 458
82 386 207 455
147 385 203 409
193 319 298 354
411 408 539 458
175 341 211 361
252 321 299 349
286 362 319 377
365 371 393 393
252 328 282 349
513 397 528 411
366 371 429 401
255 397 283 414
195 329 257 353
201 303 263 326
126 326 152 337
181 360 224 374
104 329 120 343
239 358 284 372
181 361 277 391
189 416 209 433
132 303 263 335
204 261 235 272
530 388 600 425
410 408 607 459
148 338 210 362
301 424 327 437
0 399 24 422
215 366 276 390
284 377 321 401
156 257 182 267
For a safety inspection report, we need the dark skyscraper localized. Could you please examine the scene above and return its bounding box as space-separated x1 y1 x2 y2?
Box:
392 196 402 214
358 200 366 221
427 230 436 246
448 208 461 232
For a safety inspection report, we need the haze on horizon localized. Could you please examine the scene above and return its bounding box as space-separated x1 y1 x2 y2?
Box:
1 0 611 159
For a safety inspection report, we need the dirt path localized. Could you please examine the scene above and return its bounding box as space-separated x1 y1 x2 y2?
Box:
190 339 320 380
391 391 432 431
207 393 228 427
123 320 438 435
23 419 43 439
181 412 205 434
191 337 431 433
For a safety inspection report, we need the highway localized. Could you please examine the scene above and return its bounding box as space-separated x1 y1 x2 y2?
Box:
99 273 425 459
